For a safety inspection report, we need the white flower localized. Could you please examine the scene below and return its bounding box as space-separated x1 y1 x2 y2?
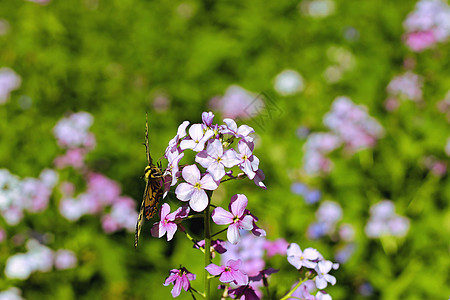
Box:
5 254 32 280
315 260 337 289
287 243 319 269
274 70 304 95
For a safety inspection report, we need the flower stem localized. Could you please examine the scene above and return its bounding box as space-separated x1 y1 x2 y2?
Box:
204 192 213 299
279 277 308 300
211 227 228 238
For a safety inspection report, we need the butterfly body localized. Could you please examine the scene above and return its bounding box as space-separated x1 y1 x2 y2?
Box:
134 114 165 248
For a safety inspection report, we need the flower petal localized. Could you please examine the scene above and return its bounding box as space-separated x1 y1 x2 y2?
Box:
181 165 201 185
227 223 241 244
237 125 254 137
287 255 302 269
315 276 328 289
171 278 183 297
211 207 234 225
199 174 219 191
221 149 241 168
160 203 171 220
287 243 302 257
175 183 194 202
189 189 208 212
177 121 190 138
188 124 204 141
165 223 178 241
206 139 223 159
207 161 225 181
303 248 319 261
239 215 254 230
223 119 238 133
230 269 249 286
230 194 248 217
180 139 197 151
205 263 224 276
195 150 214 168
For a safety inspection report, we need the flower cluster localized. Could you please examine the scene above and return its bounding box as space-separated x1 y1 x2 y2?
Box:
0 169 58 225
156 113 339 299
324 96 384 151
53 112 96 169
0 67 21 104
59 172 137 233
287 243 338 299
4 239 77 280
209 85 264 120
386 71 423 104
303 97 383 175
365 200 410 238
307 201 343 240
403 0 450 52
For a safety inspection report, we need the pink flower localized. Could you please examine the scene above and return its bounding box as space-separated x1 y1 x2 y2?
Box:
405 30 437 51
205 259 248 286
194 239 227 255
286 243 319 269
54 249 77 270
202 111 214 127
211 194 255 244
264 238 289 257
196 139 241 181
175 165 219 212
151 203 190 241
164 267 196 298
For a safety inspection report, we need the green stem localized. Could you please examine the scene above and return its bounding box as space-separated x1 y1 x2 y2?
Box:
181 229 204 253
211 227 228 238
190 287 206 299
280 277 308 300
204 192 213 299
184 214 204 221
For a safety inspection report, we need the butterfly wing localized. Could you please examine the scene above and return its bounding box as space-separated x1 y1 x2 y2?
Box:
134 174 163 248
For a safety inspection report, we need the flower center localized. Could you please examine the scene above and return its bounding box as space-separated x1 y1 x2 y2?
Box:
217 157 222 163
233 216 240 223
194 182 202 190
243 154 248 160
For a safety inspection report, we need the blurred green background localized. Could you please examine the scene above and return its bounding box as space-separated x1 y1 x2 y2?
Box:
0 0 449 299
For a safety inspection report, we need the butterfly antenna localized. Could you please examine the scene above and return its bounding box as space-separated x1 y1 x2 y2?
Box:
145 112 152 165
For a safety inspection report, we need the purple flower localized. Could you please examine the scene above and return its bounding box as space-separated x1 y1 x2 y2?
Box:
315 260 337 289
175 165 219 212
211 194 254 244
237 140 259 180
180 124 214 152
286 243 319 269
196 139 241 181
151 203 190 241
228 285 260 300
205 259 248 286
202 111 214 127
194 239 227 255
164 149 184 186
289 280 316 300
166 121 189 156
253 169 266 189
54 249 77 270
163 267 196 298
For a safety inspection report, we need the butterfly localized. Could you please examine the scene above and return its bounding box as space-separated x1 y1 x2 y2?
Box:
134 113 164 248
